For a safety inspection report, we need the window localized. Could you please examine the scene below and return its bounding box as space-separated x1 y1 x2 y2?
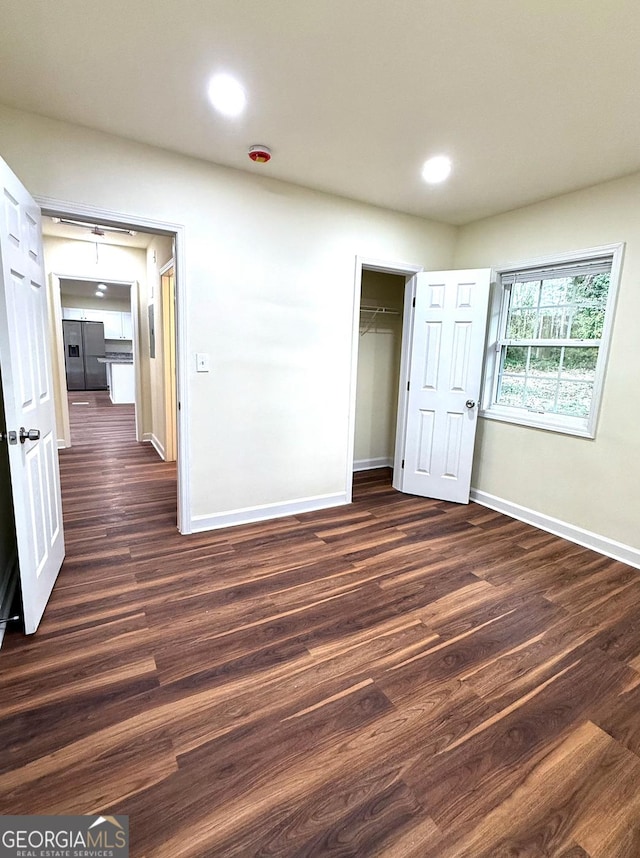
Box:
481 244 623 437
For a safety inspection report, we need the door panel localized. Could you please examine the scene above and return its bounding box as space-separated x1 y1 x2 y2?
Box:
0 156 65 633
398 269 491 504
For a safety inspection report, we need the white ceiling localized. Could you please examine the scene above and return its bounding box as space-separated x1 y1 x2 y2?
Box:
59 278 131 302
2 0 639 224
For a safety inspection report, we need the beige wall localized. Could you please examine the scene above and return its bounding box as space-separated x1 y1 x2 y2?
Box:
0 105 457 524
455 172 640 550
60 292 131 313
354 271 404 467
146 236 174 458
44 236 147 282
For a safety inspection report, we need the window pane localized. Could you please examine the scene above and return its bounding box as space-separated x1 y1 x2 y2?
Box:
529 347 561 376
523 378 557 412
503 345 528 373
506 309 537 339
567 274 609 338
497 375 525 407
539 277 570 307
566 274 609 307
569 306 605 339
561 347 598 380
511 281 539 308
537 309 569 339
556 381 593 417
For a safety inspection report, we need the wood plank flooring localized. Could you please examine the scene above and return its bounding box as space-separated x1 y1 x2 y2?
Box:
2 393 640 856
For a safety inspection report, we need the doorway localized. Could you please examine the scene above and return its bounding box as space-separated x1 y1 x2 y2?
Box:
37 201 188 534
348 257 422 500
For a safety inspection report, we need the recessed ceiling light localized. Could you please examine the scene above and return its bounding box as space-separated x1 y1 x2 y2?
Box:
95 291 104 298
97 284 107 291
207 73 247 118
421 155 452 184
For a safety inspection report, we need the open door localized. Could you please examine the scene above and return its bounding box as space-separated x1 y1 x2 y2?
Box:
0 157 65 633
394 269 491 503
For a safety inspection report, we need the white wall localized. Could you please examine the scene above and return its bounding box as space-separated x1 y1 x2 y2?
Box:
354 271 404 468
0 105 457 528
455 172 640 553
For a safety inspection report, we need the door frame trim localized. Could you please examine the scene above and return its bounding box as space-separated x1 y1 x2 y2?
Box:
159 258 177 462
35 195 190 535
347 256 423 503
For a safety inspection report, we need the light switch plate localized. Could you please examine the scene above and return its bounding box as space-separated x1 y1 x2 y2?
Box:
196 352 210 372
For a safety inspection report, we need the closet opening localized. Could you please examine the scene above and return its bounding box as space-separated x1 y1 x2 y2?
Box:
352 268 410 492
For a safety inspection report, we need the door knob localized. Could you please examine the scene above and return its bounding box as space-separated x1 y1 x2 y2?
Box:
465 400 476 409
19 427 40 443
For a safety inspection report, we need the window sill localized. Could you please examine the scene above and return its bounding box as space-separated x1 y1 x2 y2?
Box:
479 407 595 439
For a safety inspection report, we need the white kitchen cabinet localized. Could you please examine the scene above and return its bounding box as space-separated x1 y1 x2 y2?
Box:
121 312 133 339
102 311 125 339
61 307 133 340
62 307 85 321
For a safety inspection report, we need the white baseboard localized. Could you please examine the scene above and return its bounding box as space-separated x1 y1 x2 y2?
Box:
191 491 349 533
470 488 640 570
0 551 18 649
150 434 166 461
353 457 393 472
142 433 153 443
56 438 69 450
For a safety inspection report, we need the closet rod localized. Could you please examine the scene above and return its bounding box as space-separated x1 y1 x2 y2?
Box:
359 305 401 336
359 305 400 315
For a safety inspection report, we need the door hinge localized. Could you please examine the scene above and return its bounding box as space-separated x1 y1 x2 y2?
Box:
412 297 416 308
402 459 405 469
407 381 410 391
178 401 181 411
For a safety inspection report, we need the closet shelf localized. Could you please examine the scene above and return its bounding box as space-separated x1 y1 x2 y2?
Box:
359 304 401 336
360 305 401 315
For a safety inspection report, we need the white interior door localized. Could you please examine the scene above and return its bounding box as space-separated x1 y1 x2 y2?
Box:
395 269 491 503
0 157 65 633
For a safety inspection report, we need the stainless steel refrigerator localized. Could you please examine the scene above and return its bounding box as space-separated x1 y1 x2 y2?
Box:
62 320 107 390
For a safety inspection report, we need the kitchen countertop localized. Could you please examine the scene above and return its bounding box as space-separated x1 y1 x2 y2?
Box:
98 353 133 364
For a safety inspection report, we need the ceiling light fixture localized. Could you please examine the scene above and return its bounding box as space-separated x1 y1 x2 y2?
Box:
95 291 104 298
207 73 247 118
421 155 452 184
52 217 138 236
97 284 107 291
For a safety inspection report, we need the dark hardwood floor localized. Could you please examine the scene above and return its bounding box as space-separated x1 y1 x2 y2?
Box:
2 393 640 856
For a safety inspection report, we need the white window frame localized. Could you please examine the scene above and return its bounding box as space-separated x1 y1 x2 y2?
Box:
480 243 624 438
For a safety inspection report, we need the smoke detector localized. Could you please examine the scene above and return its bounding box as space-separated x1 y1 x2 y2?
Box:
248 145 271 164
